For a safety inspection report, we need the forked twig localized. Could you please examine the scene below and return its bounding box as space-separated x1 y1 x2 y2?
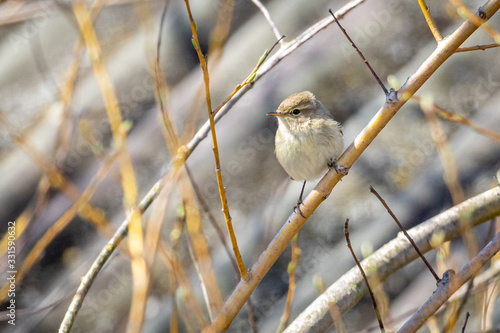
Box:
329 9 389 96
419 0 500 52
344 219 386 333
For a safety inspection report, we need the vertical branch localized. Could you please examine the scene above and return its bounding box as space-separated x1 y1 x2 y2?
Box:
183 0 248 281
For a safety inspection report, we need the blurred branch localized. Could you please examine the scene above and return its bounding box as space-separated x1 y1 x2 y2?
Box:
286 186 500 332
398 231 500 333
411 95 500 142
0 112 117 302
276 233 301 333
0 0 116 305
312 276 346 333
419 95 479 262
61 1 146 332
251 0 284 45
206 2 500 330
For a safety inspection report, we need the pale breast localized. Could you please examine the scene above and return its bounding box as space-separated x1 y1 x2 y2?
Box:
275 121 343 181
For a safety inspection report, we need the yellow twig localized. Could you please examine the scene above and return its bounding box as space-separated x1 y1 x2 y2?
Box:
418 0 443 42
183 0 248 281
276 233 301 333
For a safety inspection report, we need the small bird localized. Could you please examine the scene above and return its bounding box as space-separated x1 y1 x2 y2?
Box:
267 91 347 217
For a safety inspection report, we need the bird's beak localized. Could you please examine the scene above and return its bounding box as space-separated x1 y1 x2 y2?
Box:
266 111 282 117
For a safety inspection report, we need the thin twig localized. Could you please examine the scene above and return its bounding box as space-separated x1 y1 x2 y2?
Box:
370 186 441 282
251 0 284 45
420 98 466 206
329 9 389 96
456 42 500 52
183 217 215 321
418 0 443 42
450 0 500 43
344 219 386 333
461 312 470 333
185 166 239 275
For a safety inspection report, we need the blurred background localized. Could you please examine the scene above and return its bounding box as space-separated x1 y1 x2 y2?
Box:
0 0 499 332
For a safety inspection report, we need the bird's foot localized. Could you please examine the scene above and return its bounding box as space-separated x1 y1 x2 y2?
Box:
294 200 306 218
329 160 349 176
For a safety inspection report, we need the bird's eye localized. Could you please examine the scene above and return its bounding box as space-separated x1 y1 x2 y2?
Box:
292 109 300 115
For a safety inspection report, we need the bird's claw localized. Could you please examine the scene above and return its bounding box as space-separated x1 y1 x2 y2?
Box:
329 160 349 176
294 201 306 218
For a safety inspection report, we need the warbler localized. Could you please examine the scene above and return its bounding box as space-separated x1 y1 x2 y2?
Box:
267 91 347 217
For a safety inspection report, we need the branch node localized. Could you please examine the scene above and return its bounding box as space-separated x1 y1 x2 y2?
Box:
478 6 487 20
386 88 398 104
